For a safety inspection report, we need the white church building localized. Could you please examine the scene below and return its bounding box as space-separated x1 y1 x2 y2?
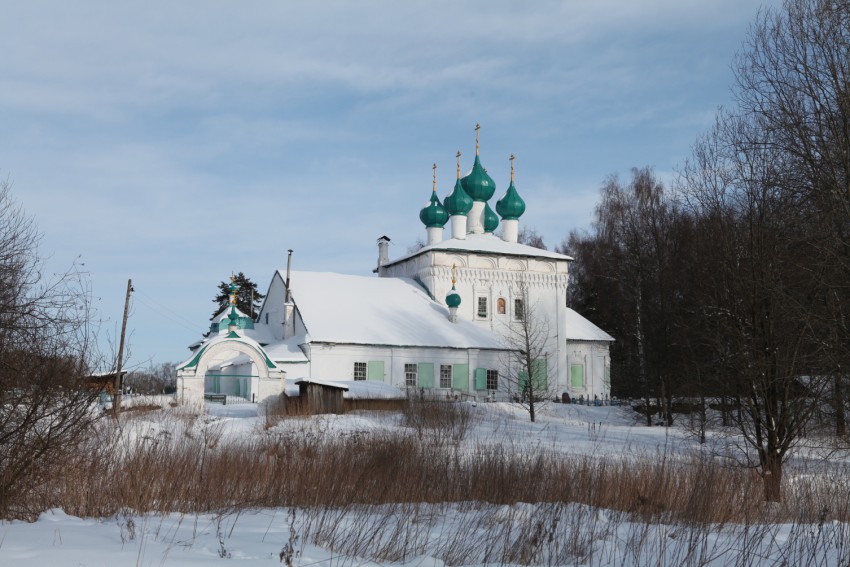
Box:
177 130 613 406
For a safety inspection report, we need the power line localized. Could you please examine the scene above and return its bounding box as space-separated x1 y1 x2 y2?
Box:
132 293 201 334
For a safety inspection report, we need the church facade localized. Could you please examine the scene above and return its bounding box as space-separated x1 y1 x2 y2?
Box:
177 130 613 406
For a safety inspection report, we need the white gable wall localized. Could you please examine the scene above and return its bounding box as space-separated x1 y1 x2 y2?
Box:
257 272 288 341
380 247 580 396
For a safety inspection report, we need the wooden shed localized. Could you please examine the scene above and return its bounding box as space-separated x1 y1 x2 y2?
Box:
294 379 349 415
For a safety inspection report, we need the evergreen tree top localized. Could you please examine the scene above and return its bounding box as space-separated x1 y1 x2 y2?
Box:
210 272 265 320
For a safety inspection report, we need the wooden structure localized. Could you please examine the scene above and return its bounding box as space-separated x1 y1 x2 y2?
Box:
294 379 348 415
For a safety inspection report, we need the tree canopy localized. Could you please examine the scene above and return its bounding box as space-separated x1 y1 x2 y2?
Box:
211 272 265 320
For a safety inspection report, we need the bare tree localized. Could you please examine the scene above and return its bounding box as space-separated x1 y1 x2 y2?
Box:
672 0 850 502
0 181 101 520
516 226 547 250
564 168 688 426
499 281 557 422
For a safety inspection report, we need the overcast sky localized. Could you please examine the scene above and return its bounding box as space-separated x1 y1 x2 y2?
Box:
1 1 780 366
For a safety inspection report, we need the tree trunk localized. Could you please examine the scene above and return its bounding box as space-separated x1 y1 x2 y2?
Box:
762 453 783 503
835 374 846 438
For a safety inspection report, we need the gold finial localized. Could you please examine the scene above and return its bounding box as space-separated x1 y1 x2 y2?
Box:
474 123 480 155
510 154 515 182
451 263 457 286
456 151 461 179
230 273 237 305
432 163 437 192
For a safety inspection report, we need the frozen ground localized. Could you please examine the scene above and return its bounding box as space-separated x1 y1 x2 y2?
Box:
1 398 847 566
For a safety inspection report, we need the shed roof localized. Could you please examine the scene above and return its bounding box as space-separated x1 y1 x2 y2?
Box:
564 308 615 341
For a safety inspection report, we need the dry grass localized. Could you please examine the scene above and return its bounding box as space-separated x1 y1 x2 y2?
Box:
32 407 848 530
10 405 850 565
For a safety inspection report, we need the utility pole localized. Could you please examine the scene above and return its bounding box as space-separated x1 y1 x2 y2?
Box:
112 278 133 418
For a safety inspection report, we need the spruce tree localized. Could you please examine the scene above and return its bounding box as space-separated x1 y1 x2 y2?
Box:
210 272 265 320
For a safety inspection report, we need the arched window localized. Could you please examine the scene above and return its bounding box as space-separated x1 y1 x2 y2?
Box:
497 297 506 315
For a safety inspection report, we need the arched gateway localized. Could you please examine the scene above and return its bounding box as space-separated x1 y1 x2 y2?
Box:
176 331 284 405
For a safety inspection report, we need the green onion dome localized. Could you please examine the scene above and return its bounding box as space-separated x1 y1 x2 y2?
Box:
483 201 499 233
461 154 496 202
419 190 449 228
444 179 473 216
496 180 526 220
445 285 461 308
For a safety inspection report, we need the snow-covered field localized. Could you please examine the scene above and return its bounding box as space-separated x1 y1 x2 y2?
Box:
1 399 848 566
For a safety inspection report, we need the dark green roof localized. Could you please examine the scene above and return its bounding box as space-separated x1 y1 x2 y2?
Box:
496 180 526 220
419 190 449 228
461 154 496 202
483 201 499 233
445 286 461 308
444 178 473 216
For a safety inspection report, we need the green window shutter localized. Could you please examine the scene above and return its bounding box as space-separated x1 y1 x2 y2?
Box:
368 361 385 382
532 358 548 390
474 368 487 390
604 364 611 386
519 370 529 393
418 362 434 388
571 364 584 388
453 363 469 391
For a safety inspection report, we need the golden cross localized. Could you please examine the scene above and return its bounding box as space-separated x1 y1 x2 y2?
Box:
475 123 480 155
456 151 461 178
451 263 457 286
510 154 515 182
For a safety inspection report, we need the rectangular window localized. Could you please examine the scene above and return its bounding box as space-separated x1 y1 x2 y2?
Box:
571 363 584 389
486 369 498 390
354 362 367 381
418 362 435 388
477 296 488 318
474 368 487 390
514 299 525 321
405 363 418 387
439 364 452 389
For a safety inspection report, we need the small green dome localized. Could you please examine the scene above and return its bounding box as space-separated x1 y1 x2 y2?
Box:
483 202 499 233
445 285 461 308
496 180 526 220
444 179 473 216
419 190 449 228
461 155 496 202
228 305 239 325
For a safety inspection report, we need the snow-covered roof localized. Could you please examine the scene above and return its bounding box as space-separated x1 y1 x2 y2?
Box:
340 380 406 399
564 308 615 342
282 271 507 350
287 379 406 399
211 304 250 323
385 233 573 267
264 335 309 363
177 330 278 370
293 378 349 391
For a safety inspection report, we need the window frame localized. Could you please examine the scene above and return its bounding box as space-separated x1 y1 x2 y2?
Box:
477 296 488 318
404 363 418 387
353 362 367 381
486 369 498 390
514 298 525 321
439 364 452 389
570 363 585 389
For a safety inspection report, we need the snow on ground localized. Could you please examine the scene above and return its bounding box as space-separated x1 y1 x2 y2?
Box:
2 398 849 565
